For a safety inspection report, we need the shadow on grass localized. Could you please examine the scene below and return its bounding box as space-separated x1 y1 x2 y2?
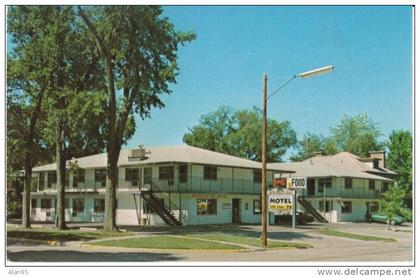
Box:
121 224 318 241
7 250 182 262
7 230 100 242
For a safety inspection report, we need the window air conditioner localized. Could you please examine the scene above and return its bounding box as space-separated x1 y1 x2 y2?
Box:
142 184 151 191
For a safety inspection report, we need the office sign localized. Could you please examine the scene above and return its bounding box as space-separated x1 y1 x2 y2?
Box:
287 177 307 189
269 192 292 213
273 178 287 188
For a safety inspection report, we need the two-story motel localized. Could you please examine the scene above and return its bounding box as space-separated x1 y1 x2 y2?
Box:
29 145 396 225
269 151 397 223
29 145 292 225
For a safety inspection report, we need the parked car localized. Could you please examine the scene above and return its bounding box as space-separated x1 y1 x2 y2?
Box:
368 213 407 225
275 211 314 225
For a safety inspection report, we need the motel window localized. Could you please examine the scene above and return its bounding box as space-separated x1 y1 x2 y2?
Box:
197 199 217 215
144 167 153 185
253 199 261 214
95 169 107 187
47 171 57 188
65 198 70 209
38 172 45 191
369 179 375 190
345 178 352 189
94 199 105 213
203 166 217 181
318 178 332 193
73 169 85 186
72 199 85 213
341 201 352 214
381 182 389 193
319 200 332 212
31 199 37 209
179 165 188 183
159 166 174 180
41 199 52 210
253 170 262 183
125 168 140 186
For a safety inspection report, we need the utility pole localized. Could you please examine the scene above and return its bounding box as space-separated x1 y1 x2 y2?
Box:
261 73 268 247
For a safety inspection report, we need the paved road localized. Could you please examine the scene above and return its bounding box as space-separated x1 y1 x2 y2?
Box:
7 223 413 263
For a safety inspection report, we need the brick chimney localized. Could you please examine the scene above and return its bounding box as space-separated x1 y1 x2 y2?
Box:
369 151 386 168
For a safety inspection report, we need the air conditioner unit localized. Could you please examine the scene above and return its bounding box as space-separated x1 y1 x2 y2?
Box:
131 148 146 158
142 184 151 191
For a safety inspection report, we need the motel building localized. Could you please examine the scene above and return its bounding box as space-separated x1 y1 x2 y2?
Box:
29 145 293 226
269 151 397 223
28 145 396 226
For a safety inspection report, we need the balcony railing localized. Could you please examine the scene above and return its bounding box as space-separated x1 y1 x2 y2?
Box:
303 187 382 199
36 176 264 194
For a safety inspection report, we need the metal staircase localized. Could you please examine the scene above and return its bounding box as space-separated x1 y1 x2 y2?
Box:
298 196 328 223
140 191 182 226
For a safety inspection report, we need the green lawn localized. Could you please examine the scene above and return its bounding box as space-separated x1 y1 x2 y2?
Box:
319 227 396 242
88 236 244 250
7 226 133 242
188 233 312 249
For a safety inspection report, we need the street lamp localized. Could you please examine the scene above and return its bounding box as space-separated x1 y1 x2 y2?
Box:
261 65 334 247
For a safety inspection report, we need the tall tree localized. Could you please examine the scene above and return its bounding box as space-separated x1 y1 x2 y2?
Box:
387 130 412 192
330 113 384 157
290 133 338 161
183 106 297 162
8 6 113 230
380 184 409 230
78 6 196 231
291 113 384 161
8 6 59 228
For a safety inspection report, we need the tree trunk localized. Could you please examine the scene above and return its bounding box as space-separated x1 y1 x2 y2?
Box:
55 120 67 230
22 159 32 229
21 89 45 229
103 53 119 232
104 145 120 232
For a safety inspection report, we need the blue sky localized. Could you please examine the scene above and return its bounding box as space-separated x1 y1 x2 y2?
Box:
124 6 413 159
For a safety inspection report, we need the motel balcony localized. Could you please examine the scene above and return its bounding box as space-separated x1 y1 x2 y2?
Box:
33 176 265 195
301 187 383 199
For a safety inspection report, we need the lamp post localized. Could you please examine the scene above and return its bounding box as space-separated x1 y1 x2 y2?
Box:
261 65 334 247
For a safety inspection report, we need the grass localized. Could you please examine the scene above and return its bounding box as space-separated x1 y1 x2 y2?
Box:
7 226 133 242
319 227 396 242
188 233 312 249
88 236 244 250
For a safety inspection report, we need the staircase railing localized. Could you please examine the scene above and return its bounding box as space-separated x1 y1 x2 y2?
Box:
141 180 183 225
298 196 328 223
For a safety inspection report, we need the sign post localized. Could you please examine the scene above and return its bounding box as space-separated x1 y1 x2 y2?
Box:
292 190 297 229
287 177 307 230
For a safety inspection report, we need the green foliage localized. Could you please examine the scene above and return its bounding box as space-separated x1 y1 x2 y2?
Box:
183 106 297 162
330 113 384 157
292 113 384 161
290 133 338 161
80 6 196 120
386 130 412 192
380 184 409 229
